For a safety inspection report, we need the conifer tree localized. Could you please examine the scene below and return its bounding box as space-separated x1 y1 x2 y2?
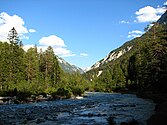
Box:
25 47 39 83
7 27 25 84
7 27 20 45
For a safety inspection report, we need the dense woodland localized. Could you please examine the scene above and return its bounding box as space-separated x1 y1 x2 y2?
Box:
0 12 167 102
0 28 91 100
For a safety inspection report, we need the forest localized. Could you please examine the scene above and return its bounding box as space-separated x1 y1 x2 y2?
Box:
0 27 91 101
0 12 167 103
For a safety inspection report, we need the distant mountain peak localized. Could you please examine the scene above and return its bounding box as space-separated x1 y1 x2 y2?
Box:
57 56 84 74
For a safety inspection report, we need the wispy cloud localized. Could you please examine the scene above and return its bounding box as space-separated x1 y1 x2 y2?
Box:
134 6 166 23
80 53 88 57
164 1 167 6
0 12 36 41
29 29 36 33
119 20 129 24
128 30 143 38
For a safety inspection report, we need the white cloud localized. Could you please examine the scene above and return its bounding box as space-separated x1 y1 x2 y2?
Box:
80 53 88 57
119 20 129 24
29 29 36 33
135 6 166 23
24 44 75 57
0 12 74 57
164 1 167 6
54 47 76 57
39 35 65 47
128 30 143 38
0 12 35 41
38 35 75 57
23 35 75 57
23 44 35 51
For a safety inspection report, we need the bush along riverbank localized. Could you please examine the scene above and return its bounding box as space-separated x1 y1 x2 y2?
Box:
0 87 85 105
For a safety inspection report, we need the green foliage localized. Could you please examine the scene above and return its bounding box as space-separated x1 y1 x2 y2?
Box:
53 87 71 98
0 28 89 100
44 87 56 95
71 86 84 96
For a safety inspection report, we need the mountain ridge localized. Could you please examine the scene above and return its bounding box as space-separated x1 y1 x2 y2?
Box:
57 56 84 74
85 11 167 80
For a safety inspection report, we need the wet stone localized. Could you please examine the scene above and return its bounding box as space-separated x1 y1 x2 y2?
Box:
26 115 36 120
0 92 155 125
25 109 31 114
36 118 45 124
7 114 15 118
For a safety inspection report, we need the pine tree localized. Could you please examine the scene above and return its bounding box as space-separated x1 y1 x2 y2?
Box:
44 46 55 85
53 56 61 85
25 47 39 83
0 42 10 89
7 27 21 45
7 27 25 84
44 46 62 85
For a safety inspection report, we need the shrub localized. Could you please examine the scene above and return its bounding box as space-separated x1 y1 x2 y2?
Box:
44 87 56 95
71 87 84 96
16 91 32 101
53 87 71 98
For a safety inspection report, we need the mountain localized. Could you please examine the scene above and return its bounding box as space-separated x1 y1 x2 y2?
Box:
90 45 133 70
85 11 167 93
57 57 84 74
87 11 167 76
86 36 137 77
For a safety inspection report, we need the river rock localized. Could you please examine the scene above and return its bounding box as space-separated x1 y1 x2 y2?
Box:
36 118 45 124
25 108 31 114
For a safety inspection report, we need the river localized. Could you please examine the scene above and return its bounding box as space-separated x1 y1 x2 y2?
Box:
0 92 155 125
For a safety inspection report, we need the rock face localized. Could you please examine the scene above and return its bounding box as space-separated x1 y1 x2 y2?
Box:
90 46 133 70
58 56 84 74
0 92 155 125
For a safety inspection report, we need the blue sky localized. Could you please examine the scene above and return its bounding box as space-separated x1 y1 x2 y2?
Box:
0 0 166 69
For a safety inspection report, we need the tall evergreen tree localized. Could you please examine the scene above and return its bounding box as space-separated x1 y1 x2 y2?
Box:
7 27 20 45
25 47 39 83
53 56 61 85
7 27 25 84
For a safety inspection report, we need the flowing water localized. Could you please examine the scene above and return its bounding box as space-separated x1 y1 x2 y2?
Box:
0 92 155 125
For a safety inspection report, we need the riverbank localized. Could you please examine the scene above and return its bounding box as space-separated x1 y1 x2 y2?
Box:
128 89 167 125
139 92 167 125
114 88 167 125
147 101 167 125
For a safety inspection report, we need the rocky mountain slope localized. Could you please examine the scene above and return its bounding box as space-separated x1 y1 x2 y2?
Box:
90 46 133 70
57 57 84 74
86 10 167 81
